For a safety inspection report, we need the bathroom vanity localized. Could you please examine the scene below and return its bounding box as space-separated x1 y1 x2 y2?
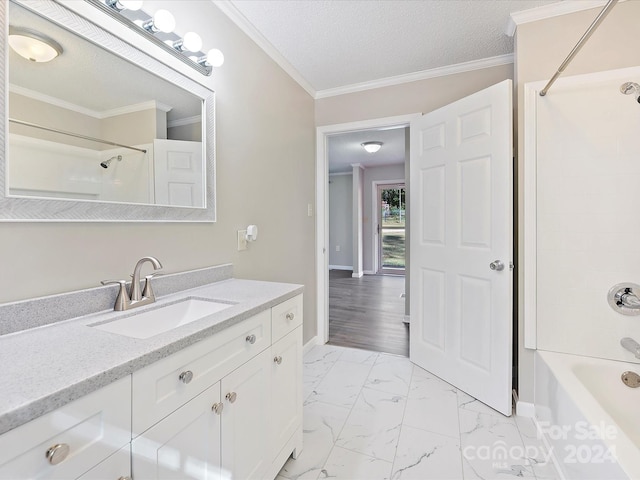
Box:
0 265 303 479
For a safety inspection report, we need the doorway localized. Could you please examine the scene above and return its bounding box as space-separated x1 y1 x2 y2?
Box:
316 113 421 350
377 183 406 275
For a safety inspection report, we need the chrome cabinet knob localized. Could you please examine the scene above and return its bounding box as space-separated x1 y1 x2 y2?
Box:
117 477 132 480
179 370 194 384
46 443 70 465
285 312 295 321
226 391 237 403
246 334 256 344
212 402 224 414
489 260 504 271
274 355 283 365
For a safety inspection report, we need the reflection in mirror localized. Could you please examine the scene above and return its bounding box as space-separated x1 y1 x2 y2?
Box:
8 1 205 208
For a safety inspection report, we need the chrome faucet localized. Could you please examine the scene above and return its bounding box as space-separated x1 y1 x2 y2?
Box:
620 337 640 359
102 256 163 311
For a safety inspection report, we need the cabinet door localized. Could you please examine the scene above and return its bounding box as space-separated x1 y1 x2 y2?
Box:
76 445 130 480
271 327 303 461
221 349 271 480
132 382 222 480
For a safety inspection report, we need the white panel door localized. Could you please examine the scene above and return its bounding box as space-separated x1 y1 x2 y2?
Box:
153 139 204 207
409 79 513 416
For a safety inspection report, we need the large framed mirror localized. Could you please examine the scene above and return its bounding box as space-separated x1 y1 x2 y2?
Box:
0 0 216 221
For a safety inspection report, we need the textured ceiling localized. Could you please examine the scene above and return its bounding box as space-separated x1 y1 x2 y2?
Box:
227 0 560 92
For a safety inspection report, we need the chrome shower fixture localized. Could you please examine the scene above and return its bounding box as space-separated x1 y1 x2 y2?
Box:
100 155 122 169
620 81 640 103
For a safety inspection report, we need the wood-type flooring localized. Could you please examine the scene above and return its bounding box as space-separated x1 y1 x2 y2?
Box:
328 270 409 356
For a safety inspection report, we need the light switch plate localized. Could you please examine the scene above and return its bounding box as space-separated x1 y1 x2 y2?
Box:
237 230 248 251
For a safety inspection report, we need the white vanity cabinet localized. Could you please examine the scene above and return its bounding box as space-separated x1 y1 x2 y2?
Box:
0 376 131 480
0 293 303 480
131 294 303 480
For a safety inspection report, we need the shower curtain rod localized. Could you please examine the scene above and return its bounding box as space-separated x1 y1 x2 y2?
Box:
8 118 148 153
539 0 618 97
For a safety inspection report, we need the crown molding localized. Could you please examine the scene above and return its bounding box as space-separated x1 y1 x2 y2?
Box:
315 54 514 100
9 84 101 118
168 115 202 128
212 0 316 98
9 85 173 119
506 0 626 37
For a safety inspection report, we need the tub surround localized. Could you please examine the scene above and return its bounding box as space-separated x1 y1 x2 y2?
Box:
535 350 639 480
0 264 303 436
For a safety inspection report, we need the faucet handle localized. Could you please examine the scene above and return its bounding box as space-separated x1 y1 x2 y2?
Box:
142 273 163 300
101 280 129 311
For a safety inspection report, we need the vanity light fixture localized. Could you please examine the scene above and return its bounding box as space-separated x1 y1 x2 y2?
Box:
8 27 63 63
106 0 143 11
86 0 225 75
361 141 383 153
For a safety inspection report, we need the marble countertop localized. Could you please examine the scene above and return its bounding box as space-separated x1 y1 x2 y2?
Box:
0 277 303 436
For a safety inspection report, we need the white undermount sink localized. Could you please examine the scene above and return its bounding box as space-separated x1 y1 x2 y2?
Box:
91 297 235 339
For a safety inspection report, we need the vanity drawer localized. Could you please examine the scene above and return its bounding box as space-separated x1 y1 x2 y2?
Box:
272 295 303 342
132 309 271 435
0 376 131 480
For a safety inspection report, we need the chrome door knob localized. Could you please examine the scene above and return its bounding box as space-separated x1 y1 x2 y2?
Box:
212 402 224 414
246 334 256 344
489 260 504 271
46 443 70 465
179 370 194 384
226 391 237 403
274 355 283 365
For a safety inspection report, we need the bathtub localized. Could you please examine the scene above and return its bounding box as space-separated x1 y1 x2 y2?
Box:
534 351 640 480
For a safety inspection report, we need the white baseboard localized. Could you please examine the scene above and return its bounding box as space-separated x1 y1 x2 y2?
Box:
352 272 364 278
303 336 320 356
328 265 352 271
364 270 375 275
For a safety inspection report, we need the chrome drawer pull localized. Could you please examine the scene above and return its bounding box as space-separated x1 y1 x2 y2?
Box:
274 355 283 365
226 391 237 403
212 402 224 414
246 334 257 344
179 370 194 384
46 443 70 465
285 313 295 321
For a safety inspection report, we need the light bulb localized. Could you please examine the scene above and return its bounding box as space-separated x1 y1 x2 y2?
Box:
182 32 203 53
206 48 224 67
143 9 175 33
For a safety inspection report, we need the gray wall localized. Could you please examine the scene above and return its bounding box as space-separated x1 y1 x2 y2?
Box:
0 0 317 344
328 174 353 268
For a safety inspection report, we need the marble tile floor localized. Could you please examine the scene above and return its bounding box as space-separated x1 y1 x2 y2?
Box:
277 344 561 480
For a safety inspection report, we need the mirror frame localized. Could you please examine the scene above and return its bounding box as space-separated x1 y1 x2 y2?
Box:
0 0 216 222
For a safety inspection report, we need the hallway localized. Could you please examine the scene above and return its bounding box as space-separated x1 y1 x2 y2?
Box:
328 270 409 356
